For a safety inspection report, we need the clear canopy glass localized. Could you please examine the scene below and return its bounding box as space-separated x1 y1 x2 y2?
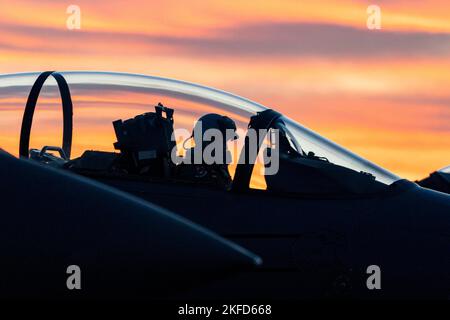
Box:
0 71 400 185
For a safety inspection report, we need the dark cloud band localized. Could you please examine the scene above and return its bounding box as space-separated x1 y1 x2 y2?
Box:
1 22 450 58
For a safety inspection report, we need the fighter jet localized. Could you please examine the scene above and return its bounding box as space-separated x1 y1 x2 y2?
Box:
0 71 449 299
417 166 450 194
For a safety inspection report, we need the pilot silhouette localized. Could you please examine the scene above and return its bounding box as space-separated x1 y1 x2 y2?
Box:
177 113 238 190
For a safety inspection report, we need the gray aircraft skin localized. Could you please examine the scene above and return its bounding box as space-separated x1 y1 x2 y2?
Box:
1 71 450 300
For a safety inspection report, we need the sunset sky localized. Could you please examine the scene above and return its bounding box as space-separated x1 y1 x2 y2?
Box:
1 0 450 180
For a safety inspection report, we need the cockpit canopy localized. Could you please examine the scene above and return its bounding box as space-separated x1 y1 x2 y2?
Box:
0 71 400 189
